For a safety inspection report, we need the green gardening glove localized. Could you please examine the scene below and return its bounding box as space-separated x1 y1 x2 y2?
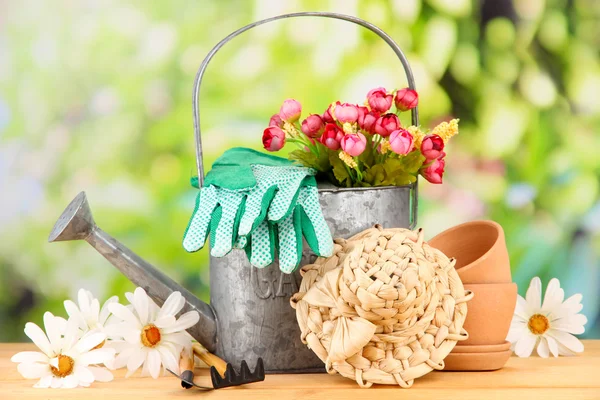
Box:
183 148 316 257
245 184 334 273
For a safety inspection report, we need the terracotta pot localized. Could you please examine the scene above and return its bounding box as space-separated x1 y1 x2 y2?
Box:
461 283 517 346
428 220 511 284
452 340 511 354
443 349 512 371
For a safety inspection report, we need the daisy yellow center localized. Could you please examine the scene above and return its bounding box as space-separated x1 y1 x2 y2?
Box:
528 313 550 335
141 324 161 347
50 354 74 378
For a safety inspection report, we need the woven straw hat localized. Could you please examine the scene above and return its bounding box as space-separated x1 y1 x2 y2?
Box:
290 226 472 388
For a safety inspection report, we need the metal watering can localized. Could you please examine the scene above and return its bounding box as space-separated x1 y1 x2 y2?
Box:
49 12 419 373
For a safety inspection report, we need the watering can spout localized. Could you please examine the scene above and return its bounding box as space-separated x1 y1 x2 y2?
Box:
48 192 218 352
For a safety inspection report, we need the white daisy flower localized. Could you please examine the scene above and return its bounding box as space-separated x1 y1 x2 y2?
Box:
64 288 119 337
507 277 587 358
106 287 199 378
11 312 115 388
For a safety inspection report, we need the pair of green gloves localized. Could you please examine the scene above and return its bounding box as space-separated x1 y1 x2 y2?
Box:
183 148 334 273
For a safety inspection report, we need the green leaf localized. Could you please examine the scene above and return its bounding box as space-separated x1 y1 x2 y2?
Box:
288 144 331 173
401 150 426 174
328 151 351 187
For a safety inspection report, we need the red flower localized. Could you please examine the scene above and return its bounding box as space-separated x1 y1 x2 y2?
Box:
269 114 284 128
320 123 344 150
322 101 340 123
341 133 367 156
394 88 418 112
366 87 393 113
374 113 400 137
262 126 286 151
301 114 325 138
357 106 380 134
279 99 302 122
420 134 445 161
389 129 414 155
421 156 445 184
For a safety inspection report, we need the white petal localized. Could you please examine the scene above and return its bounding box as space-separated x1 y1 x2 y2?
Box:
88 366 114 382
133 288 150 326
526 277 542 310
78 348 115 366
542 278 564 311
61 375 79 389
157 292 185 319
157 345 179 375
506 320 527 343
161 311 199 334
108 303 142 328
43 312 63 353
162 332 192 349
557 341 577 356
99 296 119 325
76 332 106 353
50 376 62 388
140 358 151 377
17 362 50 379
34 374 53 388
546 335 559 357
147 349 162 379
104 322 128 339
536 337 550 358
126 347 147 373
547 329 584 353
64 301 87 331
513 295 531 320
24 322 53 356
125 292 135 303
123 328 142 345
514 333 538 358
74 366 95 384
154 315 176 329
62 318 82 350
555 294 583 318
78 289 91 317
112 347 135 370
551 314 588 334
90 298 101 322
11 351 49 364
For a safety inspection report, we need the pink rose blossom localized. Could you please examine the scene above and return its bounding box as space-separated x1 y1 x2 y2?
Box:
357 106 380 134
320 123 344 150
421 134 445 161
388 129 414 155
279 99 302 122
269 114 284 128
334 103 359 123
301 114 325 138
374 113 401 137
421 156 445 184
322 101 339 123
394 88 418 112
367 87 393 113
262 126 285 151
341 132 367 157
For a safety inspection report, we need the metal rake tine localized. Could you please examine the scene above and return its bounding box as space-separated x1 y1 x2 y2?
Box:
240 360 251 381
253 357 265 381
166 368 213 391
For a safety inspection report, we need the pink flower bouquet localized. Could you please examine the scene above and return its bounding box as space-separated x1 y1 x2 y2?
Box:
262 87 459 187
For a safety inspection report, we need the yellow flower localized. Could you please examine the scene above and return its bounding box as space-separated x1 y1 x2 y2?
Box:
379 139 391 154
339 151 357 168
431 118 459 142
407 125 426 149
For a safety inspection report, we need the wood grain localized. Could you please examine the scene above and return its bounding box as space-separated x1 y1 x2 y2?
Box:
1 341 599 399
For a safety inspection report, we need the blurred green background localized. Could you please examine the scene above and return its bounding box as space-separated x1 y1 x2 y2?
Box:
1 0 599 340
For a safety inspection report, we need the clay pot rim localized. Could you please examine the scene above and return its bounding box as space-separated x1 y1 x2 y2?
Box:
454 341 511 353
447 348 513 356
429 220 504 275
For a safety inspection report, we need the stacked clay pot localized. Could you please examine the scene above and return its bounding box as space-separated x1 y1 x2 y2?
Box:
428 220 516 371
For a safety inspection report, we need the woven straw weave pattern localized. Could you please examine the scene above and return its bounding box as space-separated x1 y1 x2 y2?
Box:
290 226 472 387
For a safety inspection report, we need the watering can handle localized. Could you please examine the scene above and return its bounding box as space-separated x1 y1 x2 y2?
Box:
192 11 419 229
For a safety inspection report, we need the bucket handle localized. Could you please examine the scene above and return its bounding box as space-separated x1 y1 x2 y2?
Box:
192 11 419 229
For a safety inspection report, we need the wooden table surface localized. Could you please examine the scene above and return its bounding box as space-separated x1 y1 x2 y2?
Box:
1 341 600 399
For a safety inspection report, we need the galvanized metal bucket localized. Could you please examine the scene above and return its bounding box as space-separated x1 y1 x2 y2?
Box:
192 12 419 373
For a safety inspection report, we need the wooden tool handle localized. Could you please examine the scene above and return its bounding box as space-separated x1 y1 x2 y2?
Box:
192 342 228 377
